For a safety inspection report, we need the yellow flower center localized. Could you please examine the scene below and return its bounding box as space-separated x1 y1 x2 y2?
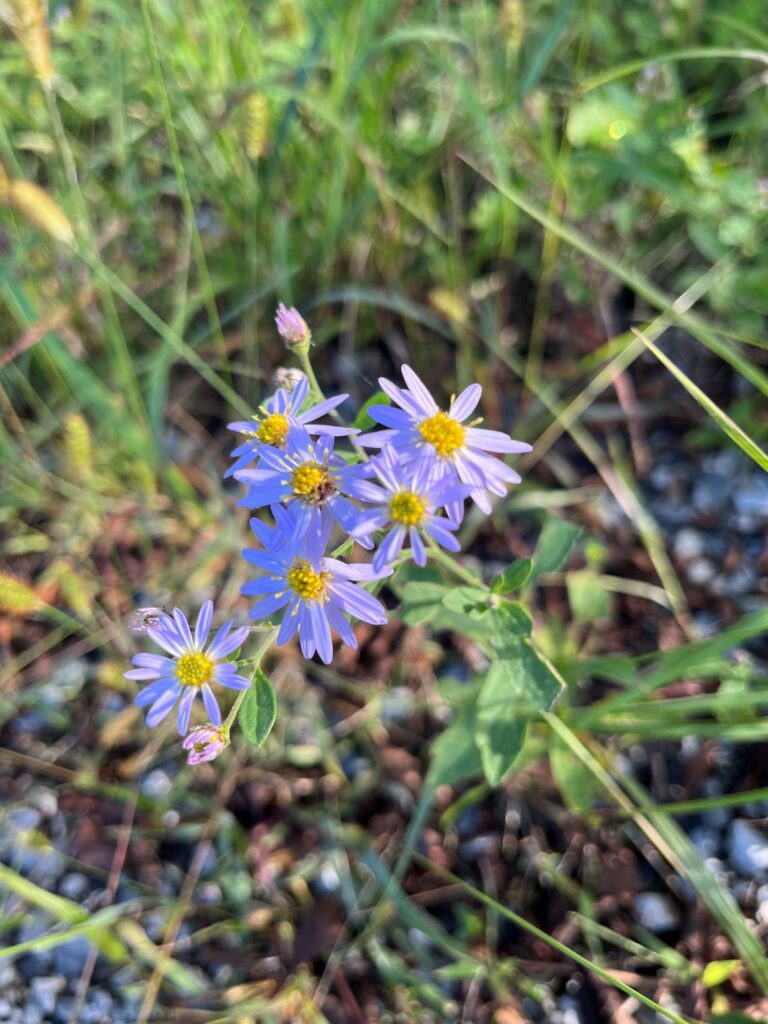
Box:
418 411 465 458
286 559 330 602
256 412 290 447
176 652 214 688
389 490 427 526
290 462 334 503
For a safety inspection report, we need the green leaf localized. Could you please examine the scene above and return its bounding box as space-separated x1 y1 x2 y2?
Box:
239 669 277 747
549 732 599 812
399 581 447 625
491 558 533 594
566 569 612 623
475 643 565 785
429 606 494 643
566 86 640 150
702 960 742 988
353 391 390 431
428 699 483 787
442 586 488 614
489 601 533 649
529 516 581 582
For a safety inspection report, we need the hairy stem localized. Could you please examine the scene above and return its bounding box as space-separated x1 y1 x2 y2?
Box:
222 626 278 736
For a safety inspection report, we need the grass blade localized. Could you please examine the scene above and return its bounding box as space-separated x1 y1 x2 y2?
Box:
631 328 768 472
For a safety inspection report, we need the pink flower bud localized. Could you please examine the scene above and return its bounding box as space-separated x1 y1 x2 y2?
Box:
275 303 310 348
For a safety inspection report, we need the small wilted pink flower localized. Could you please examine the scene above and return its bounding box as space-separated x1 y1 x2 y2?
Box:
273 366 307 392
182 724 228 765
131 607 165 634
275 303 310 347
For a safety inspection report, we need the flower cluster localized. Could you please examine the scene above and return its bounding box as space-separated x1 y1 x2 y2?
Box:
127 305 532 761
232 318 531 665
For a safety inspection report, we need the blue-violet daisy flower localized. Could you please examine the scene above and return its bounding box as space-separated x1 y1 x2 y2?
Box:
242 539 391 664
346 446 471 572
126 601 250 735
357 364 532 515
226 374 356 478
235 429 373 547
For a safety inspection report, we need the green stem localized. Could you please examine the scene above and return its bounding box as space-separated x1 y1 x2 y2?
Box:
426 541 484 588
296 340 369 462
222 627 278 737
297 345 325 403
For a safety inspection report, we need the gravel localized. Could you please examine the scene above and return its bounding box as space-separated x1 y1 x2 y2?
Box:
728 820 768 878
634 892 680 933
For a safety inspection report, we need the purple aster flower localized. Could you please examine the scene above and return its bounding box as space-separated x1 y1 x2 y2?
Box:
346 446 471 572
235 429 374 547
357 364 532 515
275 303 310 347
126 601 250 735
226 374 356 478
242 537 392 664
182 724 228 765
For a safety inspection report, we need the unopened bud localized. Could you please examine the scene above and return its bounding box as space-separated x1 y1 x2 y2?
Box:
275 303 311 349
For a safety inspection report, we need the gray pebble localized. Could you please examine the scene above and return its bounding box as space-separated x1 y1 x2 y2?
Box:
634 892 680 932
79 988 113 1022
196 881 223 905
0 965 18 989
313 863 340 896
731 512 763 534
692 473 730 515
704 857 730 886
554 996 586 1024
140 769 172 798
728 820 768 877
673 528 705 560
711 566 757 597
734 477 768 517
3 807 42 834
29 789 58 818
16 917 53 978
693 612 721 637
38 660 86 705
756 884 768 925
380 687 416 725
58 873 89 901
0 999 12 1020
30 976 66 1014
458 834 500 861
53 997 75 1024
51 936 92 977
689 826 719 858
687 558 716 585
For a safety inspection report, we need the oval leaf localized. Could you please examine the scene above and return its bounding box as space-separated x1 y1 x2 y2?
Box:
239 669 277 747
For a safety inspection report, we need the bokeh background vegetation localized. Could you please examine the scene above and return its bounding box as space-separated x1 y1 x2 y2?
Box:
1 1 768 1021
